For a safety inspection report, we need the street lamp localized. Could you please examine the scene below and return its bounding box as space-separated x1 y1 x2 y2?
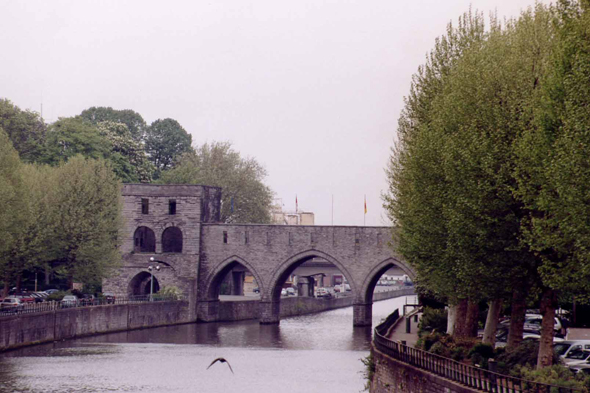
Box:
148 257 160 301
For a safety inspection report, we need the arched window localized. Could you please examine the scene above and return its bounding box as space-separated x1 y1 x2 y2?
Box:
162 227 183 253
134 226 156 253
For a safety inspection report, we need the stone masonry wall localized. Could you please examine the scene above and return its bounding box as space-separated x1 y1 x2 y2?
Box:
216 289 415 322
371 348 480 393
0 301 190 352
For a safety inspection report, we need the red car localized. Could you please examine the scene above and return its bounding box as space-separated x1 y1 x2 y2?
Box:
14 293 35 303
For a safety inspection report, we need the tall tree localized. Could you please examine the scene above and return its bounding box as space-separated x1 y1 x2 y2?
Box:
79 106 146 142
159 141 273 223
513 0 590 368
0 128 27 296
0 99 46 163
47 156 123 287
43 117 111 165
145 118 192 178
96 121 155 183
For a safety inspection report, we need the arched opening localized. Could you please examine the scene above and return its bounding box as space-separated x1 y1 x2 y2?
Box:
354 259 416 327
134 226 156 253
162 227 183 253
260 251 353 324
128 271 160 297
207 260 260 300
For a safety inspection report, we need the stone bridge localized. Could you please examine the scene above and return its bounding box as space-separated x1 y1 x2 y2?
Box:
103 184 415 326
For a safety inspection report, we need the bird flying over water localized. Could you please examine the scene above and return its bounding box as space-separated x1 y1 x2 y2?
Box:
207 357 234 374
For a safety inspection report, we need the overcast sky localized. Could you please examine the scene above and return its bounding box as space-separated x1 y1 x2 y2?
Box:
1 0 545 226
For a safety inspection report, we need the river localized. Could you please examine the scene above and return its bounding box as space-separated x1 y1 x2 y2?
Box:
0 295 417 393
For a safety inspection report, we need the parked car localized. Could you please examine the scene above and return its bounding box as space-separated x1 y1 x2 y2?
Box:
286 288 296 296
0 297 24 312
80 294 95 306
14 293 35 303
44 289 59 295
30 293 47 303
281 289 287 296
563 350 590 366
316 288 332 298
253 287 260 294
554 340 590 359
61 295 78 308
102 292 116 304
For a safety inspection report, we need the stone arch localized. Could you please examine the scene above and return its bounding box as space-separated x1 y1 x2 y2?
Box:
358 257 415 304
134 226 156 253
162 226 183 253
203 255 264 300
266 249 356 302
128 271 160 296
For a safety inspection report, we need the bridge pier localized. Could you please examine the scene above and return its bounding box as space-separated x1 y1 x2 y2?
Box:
230 271 245 296
353 303 373 327
197 299 220 322
259 301 280 324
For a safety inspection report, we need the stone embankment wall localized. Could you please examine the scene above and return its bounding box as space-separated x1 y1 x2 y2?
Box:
217 287 415 322
0 301 190 352
371 348 480 393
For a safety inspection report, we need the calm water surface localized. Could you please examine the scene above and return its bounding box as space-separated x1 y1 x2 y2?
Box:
0 296 417 393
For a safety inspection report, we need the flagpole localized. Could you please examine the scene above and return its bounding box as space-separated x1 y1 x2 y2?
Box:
364 194 366 226
331 194 334 226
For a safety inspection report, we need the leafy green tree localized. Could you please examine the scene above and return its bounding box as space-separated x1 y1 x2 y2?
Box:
43 117 111 165
79 106 146 142
0 99 46 163
145 118 192 178
0 128 27 296
96 121 155 183
159 141 273 223
513 0 590 368
47 156 123 287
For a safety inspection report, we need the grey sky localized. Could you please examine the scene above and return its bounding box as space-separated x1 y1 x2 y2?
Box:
1 0 543 226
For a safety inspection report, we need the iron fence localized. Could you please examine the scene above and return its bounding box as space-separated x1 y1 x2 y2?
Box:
373 312 584 393
0 295 186 317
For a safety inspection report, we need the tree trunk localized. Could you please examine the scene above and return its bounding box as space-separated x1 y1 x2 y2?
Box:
447 304 457 334
44 266 50 286
15 274 22 293
453 299 469 338
465 300 480 338
537 288 557 369
483 299 503 346
507 288 527 348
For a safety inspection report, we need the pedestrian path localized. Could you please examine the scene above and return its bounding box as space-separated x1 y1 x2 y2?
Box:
387 311 421 347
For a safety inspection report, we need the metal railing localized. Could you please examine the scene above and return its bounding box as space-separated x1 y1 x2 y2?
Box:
373 311 583 393
0 295 186 317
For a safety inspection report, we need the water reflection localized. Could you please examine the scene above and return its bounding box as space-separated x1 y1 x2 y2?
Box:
0 296 417 393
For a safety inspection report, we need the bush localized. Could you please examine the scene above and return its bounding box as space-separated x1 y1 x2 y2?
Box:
418 307 448 336
517 365 588 392
47 291 69 301
495 340 561 376
469 343 495 367
155 286 181 300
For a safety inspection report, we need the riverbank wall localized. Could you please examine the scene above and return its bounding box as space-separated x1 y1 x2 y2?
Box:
371 348 480 393
217 287 415 322
0 301 190 352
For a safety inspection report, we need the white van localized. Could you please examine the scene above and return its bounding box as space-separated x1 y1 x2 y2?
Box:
554 340 590 358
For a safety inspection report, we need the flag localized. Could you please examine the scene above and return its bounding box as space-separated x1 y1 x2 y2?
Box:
296 195 298 212
364 195 367 214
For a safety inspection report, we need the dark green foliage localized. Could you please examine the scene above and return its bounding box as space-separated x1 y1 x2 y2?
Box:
495 341 561 375
0 99 46 163
468 343 494 368
79 107 146 142
145 118 192 177
418 307 448 336
517 365 588 392
361 353 375 391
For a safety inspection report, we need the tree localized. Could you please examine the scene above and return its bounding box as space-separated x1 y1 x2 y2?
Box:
0 99 46 163
159 141 273 223
79 106 146 142
512 0 590 368
43 117 111 165
145 118 192 178
47 156 123 287
0 127 27 295
96 121 155 183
